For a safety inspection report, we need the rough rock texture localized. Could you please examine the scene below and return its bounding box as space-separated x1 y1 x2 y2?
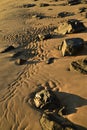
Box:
70 58 87 74
34 89 60 109
61 38 84 56
54 19 86 35
40 113 75 130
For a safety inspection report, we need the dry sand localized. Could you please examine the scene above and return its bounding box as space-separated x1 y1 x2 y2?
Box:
0 0 87 129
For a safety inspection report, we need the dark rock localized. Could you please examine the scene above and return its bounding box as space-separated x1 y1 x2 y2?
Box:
54 19 86 35
38 33 51 41
67 0 81 5
1 45 15 53
46 57 56 64
61 38 84 56
22 4 36 8
34 89 60 109
15 58 27 65
40 3 50 7
79 7 87 13
70 58 87 74
57 12 74 18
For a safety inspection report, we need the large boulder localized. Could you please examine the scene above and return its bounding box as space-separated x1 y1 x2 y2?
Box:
34 89 60 109
54 19 86 35
60 38 84 56
70 58 87 74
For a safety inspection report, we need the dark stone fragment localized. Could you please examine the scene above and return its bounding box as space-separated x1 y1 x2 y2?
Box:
23 4 36 8
61 38 84 56
57 12 74 18
46 57 56 64
40 3 50 7
1 45 15 53
68 19 86 33
15 58 27 65
67 0 81 5
79 7 87 13
38 33 51 41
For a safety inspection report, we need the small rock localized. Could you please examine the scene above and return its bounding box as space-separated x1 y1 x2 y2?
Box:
67 0 81 5
22 4 36 8
61 38 84 56
40 3 50 7
46 57 56 64
38 33 51 41
57 12 74 18
15 58 27 65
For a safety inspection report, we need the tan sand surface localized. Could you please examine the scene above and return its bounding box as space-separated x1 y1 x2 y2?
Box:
0 0 87 129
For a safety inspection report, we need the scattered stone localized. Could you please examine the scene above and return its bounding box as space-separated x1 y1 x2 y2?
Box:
15 58 27 65
1 45 15 53
22 4 36 8
34 89 60 109
38 33 51 41
54 19 86 35
46 57 57 64
57 12 74 18
60 38 84 56
67 0 81 5
78 7 87 13
40 3 50 7
70 58 87 74
40 113 75 130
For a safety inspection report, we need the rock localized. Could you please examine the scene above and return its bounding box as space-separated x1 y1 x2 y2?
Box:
70 58 87 74
15 58 27 65
38 33 51 41
46 57 56 64
61 38 84 56
40 114 62 130
1 45 15 53
67 0 81 5
54 19 86 35
34 89 60 109
40 3 50 7
57 12 74 18
22 4 36 8
78 7 87 13
40 113 75 130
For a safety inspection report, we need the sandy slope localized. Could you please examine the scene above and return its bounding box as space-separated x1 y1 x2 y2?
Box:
0 0 87 130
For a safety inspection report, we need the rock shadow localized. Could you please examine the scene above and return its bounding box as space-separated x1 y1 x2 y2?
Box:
55 91 87 115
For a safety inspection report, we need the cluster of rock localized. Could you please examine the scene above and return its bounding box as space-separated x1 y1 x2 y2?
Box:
30 88 79 130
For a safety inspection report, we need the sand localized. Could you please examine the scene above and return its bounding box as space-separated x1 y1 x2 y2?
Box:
0 0 87 129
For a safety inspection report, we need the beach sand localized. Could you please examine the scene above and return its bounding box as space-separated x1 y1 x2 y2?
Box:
0 0 87 129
